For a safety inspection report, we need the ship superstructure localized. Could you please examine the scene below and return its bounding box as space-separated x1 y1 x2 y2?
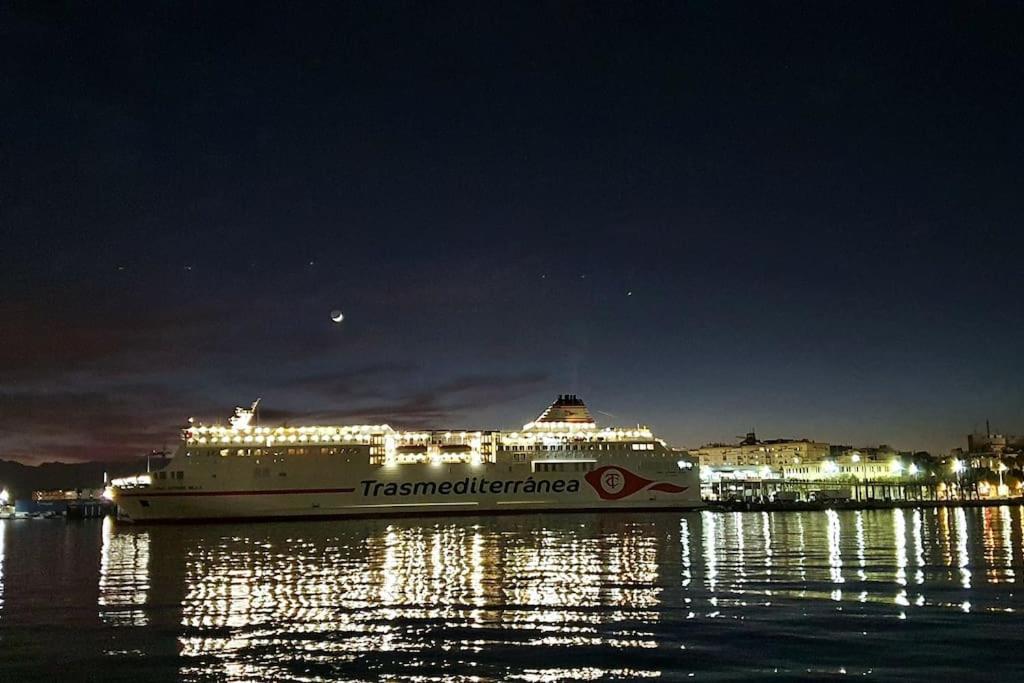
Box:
114 395 700 521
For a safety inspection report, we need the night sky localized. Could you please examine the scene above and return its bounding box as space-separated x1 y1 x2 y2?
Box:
2 2 1022 464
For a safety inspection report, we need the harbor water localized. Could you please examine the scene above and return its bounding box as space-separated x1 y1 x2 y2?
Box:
1 507 1022 681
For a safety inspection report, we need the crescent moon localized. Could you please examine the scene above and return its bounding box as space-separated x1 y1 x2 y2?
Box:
330 310 344 323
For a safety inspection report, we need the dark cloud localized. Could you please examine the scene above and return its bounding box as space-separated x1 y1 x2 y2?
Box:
231 371 550 430
0 369 549 463
0 387 195 463
283 362 417 400
0 293 230 383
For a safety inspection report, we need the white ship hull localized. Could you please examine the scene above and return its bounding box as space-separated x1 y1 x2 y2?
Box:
117 461 700 522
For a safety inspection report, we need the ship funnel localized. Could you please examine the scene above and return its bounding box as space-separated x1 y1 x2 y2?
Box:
531 394 596 426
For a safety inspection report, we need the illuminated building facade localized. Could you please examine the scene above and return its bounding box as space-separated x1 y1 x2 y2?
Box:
783 451 905 481
691 431 830 472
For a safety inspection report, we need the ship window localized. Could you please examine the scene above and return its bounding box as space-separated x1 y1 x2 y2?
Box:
220 449 230 457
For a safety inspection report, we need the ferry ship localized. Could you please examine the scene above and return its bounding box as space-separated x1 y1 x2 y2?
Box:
113 395 701 522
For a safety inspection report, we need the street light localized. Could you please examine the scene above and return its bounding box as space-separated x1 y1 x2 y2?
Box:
908 463 919 476
952 458 966 500
0 488 9 506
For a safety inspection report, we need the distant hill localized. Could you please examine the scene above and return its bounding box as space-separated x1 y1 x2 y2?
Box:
0 458 154 500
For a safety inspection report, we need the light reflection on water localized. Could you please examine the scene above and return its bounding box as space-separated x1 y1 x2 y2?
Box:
98 517 150 626
0 521 6 618
1 507 1024 681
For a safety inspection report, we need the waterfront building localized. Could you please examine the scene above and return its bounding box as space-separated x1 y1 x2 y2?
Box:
966 422 1023 470
33 488 104 502
690 431 829 473
783 450 905 481
967 422 1023 456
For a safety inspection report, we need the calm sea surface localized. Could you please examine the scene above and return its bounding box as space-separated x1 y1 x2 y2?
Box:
1 507 1023 681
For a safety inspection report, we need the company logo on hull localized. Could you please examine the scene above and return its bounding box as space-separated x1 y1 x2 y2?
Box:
584 465 688 501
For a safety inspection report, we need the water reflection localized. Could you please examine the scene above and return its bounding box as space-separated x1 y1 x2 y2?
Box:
170 519 666 680
0 521 5 619
98 516 150 625
912 509 925 585
701 511 718 593
955 507 972 589
84 507 1024 681
827 509 844 587
1000 506 1015 583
